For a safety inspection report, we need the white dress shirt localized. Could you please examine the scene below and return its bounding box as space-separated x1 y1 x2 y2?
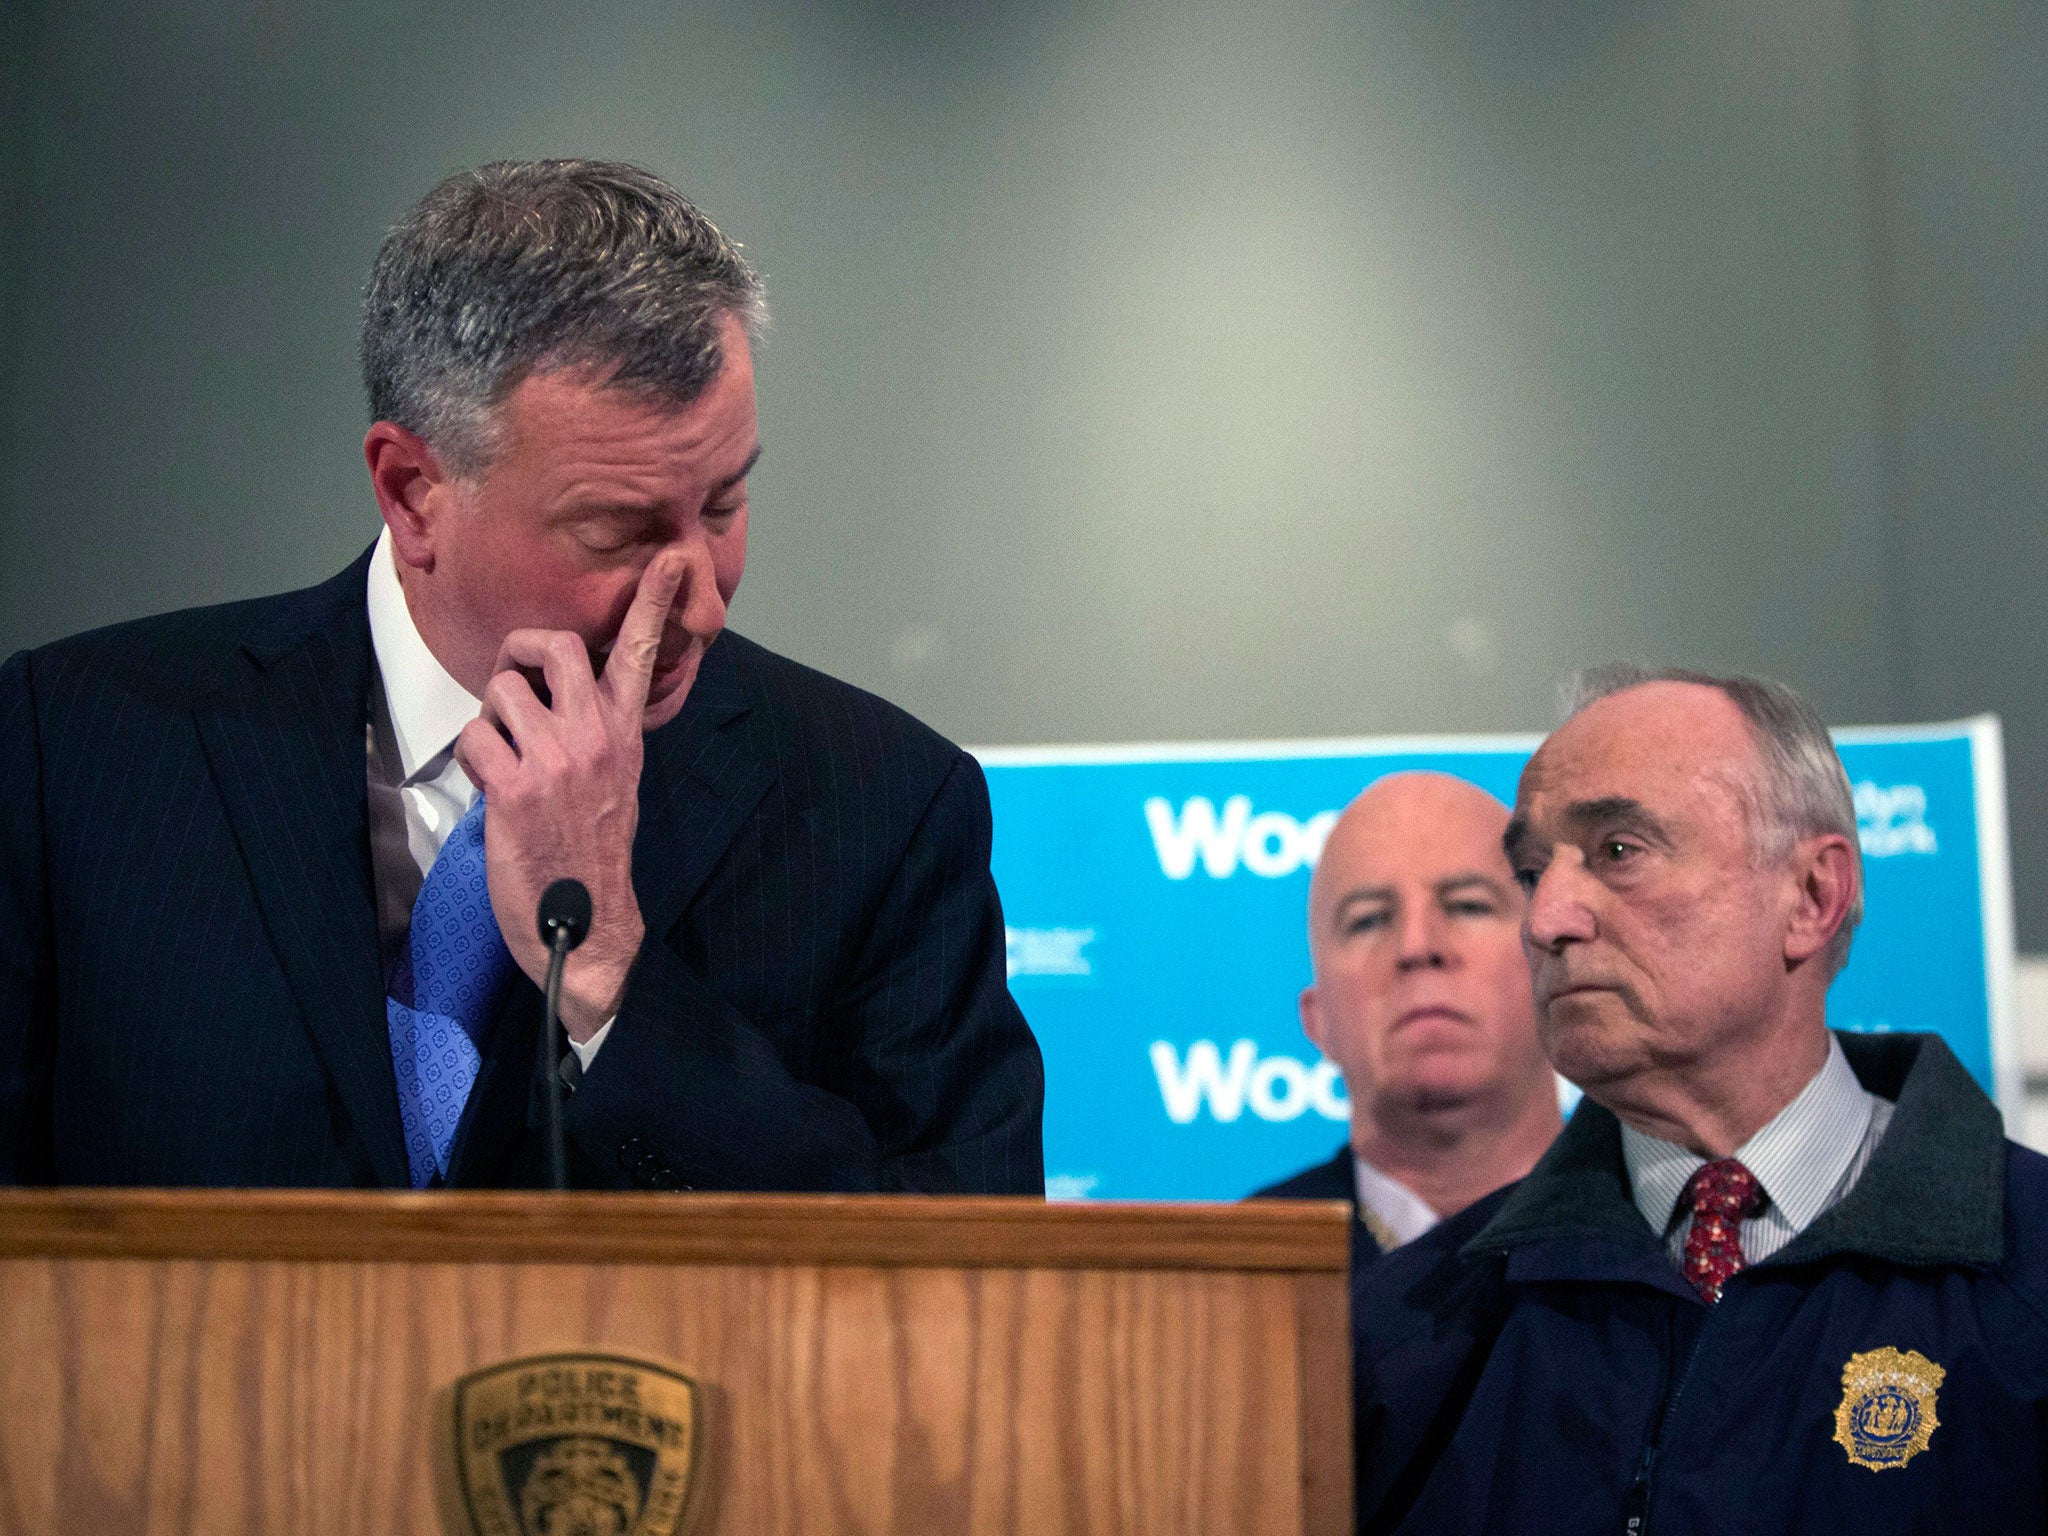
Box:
1353 1154 1441 1251
365 529 612 1068
1620 1033 1895 1269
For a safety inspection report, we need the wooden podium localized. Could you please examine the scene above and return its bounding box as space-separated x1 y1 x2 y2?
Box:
0 1191 1351 1535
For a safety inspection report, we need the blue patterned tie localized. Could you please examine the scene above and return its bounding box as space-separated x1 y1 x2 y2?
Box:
386 795 515 1188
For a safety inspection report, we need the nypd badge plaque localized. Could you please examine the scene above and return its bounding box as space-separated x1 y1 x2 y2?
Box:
1832 1346 1944 1472
435 1352 702 1536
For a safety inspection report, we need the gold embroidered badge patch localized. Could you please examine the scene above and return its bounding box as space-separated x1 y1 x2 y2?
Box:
1832 1347 1944 1471
434 1351 702 1535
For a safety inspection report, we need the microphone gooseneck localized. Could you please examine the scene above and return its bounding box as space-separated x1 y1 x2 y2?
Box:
536 878 593 1192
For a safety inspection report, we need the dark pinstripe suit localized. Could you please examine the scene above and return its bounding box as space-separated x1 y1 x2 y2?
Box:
0 549 1045 1192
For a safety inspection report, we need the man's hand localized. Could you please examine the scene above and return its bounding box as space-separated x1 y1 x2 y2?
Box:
453 550 690 1039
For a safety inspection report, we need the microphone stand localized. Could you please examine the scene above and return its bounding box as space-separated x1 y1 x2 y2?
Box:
535 878 592 1193
538 929 572 1192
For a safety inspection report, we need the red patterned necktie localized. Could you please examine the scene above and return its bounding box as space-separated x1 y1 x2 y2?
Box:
1681 1158 1763 1303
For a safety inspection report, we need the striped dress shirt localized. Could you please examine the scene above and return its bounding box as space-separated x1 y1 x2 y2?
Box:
1621 1033 1897 1268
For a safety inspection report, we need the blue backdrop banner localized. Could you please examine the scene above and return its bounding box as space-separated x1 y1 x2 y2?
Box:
974 719 2017 1201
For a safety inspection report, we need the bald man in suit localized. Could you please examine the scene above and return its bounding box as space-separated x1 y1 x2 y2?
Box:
1253 773 1560 1262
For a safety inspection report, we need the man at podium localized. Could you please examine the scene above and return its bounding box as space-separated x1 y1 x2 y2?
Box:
0 159 1045 1195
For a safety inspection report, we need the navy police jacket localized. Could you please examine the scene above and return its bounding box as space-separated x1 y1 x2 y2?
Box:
1353 1032 2048 1534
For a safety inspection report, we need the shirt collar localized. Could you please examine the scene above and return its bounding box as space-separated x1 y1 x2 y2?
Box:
1352 1154 1441 1248
1461 1034 2002 1271
1620 1032 1880 1238
365 527 481 785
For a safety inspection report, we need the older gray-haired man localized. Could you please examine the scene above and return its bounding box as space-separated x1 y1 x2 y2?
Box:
1349 667 2048 1534
0 160 1045 1193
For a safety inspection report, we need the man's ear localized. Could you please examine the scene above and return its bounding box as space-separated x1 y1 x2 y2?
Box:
1783 833 1858 968
1300 986 1328 1055
364 421 453 573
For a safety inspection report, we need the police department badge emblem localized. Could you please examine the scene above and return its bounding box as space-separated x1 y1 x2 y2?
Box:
435 1352 702 1536
1832 1347 1944 1471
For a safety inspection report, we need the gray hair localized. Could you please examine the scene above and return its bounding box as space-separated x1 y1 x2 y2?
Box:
360 159 766 474
1563 664 1863 977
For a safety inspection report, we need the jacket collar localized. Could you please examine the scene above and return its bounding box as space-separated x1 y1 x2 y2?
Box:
236 546 380 668
1458 1081 1665 1276
1771 1032 2003 1268
1462 1031 2005 1279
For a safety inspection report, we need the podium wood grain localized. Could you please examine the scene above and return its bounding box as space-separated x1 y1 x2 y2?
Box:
0 1193 1350 1536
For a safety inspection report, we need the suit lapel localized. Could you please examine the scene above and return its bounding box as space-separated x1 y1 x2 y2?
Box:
193 560 410 1188
633 635 777 942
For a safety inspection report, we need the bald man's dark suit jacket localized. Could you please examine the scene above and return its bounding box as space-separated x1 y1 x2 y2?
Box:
1251 1144 1386 1269
0 548 1045 1192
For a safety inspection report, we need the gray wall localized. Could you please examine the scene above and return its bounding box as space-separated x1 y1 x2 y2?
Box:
4 1 2044 939
1870 1 2048 939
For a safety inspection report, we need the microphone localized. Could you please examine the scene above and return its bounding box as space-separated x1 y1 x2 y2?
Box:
539 879 593 950
535 879 592 1192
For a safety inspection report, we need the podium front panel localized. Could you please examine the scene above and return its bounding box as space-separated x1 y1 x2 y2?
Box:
0 1191 1350 1536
